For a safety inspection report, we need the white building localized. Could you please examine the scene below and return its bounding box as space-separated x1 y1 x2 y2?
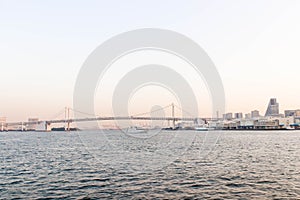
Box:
284 109 300 117
245 113 251 119
272 116 295 128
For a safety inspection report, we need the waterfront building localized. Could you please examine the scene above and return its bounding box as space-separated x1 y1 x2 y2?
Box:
265 98 279 117
208 121 224 129
295 118 300 126
278 116 294 128
245 113 251 119
251 110 260 118
239 119 255 128
223 120 240 129
223 113 233 120
234 113 243 119
255 119 279 129
285 109 300 117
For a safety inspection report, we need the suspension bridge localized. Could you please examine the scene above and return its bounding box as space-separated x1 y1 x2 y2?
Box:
1 104 219 132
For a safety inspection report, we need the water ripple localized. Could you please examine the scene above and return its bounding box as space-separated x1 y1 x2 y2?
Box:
0 131 300 199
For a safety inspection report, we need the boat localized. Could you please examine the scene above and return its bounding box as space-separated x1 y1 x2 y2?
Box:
195 124 215 131
286 126 295 130
195 127 209 131
125 126 147 134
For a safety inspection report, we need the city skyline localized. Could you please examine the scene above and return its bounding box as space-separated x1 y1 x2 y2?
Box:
1 1 300 121
2 97 300 132
1 97 300 122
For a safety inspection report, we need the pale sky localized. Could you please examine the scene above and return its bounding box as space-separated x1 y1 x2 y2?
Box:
1 0 300 121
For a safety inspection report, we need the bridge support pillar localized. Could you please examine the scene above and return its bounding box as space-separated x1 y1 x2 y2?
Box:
67 121 70 131
66 107 70 131
172 103 175 129
45 122 51 132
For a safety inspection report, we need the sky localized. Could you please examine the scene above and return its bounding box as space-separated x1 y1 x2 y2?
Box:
1 0 300 121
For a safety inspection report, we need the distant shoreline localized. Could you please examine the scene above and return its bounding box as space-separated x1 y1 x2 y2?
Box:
1 128 300 133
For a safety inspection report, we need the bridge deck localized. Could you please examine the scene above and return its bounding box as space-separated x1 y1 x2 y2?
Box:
4 116 220 126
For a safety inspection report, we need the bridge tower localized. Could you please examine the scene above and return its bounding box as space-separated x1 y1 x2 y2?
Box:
45 122 51 132
67 107 70 131
172 103 175 129
65 107 71 131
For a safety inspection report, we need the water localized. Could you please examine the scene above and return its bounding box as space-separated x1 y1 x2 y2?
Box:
0 130 300 199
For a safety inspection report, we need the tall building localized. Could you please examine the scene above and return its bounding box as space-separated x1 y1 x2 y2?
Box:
251 110 260 118
223 113 233 120
265 98 279 117
235 113 243 119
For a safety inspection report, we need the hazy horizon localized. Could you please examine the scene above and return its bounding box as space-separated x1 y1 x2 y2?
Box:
1 0 300 121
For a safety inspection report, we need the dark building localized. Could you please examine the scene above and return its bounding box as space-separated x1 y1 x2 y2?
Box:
265 98 279 117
